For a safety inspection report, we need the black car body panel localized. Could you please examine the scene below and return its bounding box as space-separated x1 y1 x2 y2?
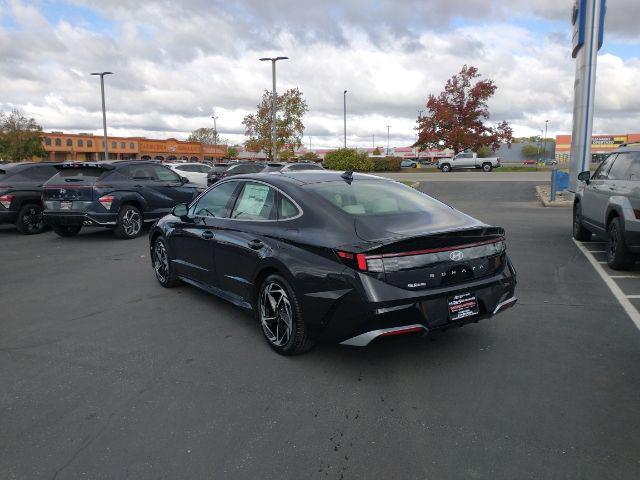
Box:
43 161 201 228
150 171 517 345
0 162 61 226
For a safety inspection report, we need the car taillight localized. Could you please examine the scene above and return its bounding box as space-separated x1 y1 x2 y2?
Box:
634 210 640 219
0 194 14 209
335 251 381 272
98 195 115 210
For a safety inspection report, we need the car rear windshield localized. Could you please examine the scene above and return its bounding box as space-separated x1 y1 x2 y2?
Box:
212 164 229 172
307 180 445 216
57 167 108 178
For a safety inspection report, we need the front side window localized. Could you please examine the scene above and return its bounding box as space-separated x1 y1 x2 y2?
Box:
607 154 632 181
124 165 155 180
152 164 181 182
230 182 276 220
593 154 616 180
192 181 239 217
625 153 640 180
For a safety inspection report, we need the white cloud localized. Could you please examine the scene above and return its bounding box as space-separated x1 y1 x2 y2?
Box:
0 0 639 148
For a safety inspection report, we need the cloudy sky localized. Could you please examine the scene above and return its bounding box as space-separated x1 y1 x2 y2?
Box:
1 0 639 149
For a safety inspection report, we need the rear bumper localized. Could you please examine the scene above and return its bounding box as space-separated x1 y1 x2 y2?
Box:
43 211 117 227
314 258 517 345
0 210 18 224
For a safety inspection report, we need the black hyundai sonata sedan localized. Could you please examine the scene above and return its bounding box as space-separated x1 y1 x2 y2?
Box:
149 170 517 355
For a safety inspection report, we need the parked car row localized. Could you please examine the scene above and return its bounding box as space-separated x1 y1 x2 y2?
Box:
0 160 325 238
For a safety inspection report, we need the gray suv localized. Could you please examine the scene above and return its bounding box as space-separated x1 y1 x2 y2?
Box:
573 144 640 269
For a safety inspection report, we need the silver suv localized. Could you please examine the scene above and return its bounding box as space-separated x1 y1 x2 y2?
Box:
573 144 640 269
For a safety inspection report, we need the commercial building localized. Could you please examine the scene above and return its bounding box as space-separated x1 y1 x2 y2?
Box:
555 133 640 163
42 132 227 162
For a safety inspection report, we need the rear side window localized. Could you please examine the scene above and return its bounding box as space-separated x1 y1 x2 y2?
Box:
192 181 239 218
308 181 443 216
279 195 299 219
230 182 276 220
593 154 616 180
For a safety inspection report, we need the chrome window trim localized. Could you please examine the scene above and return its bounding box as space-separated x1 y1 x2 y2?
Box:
190 178 303 222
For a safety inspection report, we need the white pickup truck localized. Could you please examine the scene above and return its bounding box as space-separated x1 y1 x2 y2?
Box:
437 152 501 172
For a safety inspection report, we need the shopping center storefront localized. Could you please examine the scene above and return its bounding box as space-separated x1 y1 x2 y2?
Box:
555 133 640 164
41 132 227 162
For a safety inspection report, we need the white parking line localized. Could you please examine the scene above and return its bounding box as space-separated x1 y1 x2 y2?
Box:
610 275 640 279
627 295 640 299
573 239 640 331
588 250 606 253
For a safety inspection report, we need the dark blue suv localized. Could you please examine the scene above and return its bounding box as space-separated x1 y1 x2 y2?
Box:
43 161 202 239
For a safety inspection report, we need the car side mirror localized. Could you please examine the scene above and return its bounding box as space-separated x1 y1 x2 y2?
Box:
180 176 189 184
172 203 189 218
578 171 591 184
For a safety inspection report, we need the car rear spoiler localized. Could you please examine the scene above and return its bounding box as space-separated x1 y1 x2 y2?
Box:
54 162 116 171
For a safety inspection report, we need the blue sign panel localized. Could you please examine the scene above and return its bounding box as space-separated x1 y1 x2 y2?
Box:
572 0 606 59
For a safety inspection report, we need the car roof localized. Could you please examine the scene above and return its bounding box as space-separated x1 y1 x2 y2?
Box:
229 170 389 186
615 143 640 153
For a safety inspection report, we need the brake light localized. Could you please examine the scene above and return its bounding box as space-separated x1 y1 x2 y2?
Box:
98 195 115 211
634 210 640 220
0 194 14 209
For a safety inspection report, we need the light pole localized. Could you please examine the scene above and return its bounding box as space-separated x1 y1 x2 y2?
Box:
386 125 391 155
372 133 375 149
259 56 288 161
210 114 219 145
91 71 113 161
343 90 347 148
309 136 311 151
542 120 549 162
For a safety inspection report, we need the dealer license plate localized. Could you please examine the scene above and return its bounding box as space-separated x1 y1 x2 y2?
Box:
59 201 73 210
448 293 479 321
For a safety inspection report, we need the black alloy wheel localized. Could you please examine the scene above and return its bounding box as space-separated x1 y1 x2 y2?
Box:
257 274 314 355
16 204 46 235
441 164 451 172
572 202 592 241
152 237 180 287
607 217 634 270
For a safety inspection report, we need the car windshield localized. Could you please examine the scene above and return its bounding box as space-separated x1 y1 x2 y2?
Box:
307 180 445 216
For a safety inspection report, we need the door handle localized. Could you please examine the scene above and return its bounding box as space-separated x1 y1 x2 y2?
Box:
134 184 143 188
201 231 214 240
248 239 264 250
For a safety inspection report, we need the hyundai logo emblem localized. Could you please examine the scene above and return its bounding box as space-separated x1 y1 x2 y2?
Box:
449 250 464 261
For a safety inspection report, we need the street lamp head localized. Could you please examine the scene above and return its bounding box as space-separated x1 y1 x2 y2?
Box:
90 71 113 76
259 58 271 61
260 56 289 62
344 90 347 94
275 56 289 61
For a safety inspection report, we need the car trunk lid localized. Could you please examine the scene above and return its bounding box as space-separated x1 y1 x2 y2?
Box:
43 164 113 202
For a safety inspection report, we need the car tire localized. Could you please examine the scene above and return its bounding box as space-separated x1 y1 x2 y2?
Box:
482 163 493 172
256 273 314 355
151 236 180 287
412 163 417 168
52 225 82 237
572 202 592 241
16 203 46 235
114 204 143 239
607 217 635 270
440 164 451 172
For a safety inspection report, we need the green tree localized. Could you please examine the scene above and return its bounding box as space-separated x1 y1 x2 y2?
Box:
521 144 539 158
373 147 382 156
323 148 373 172
414 65 513 154
242 88 308 160
279 149 296 161
187 127 218 145
300 151 319 161
227 146 239 158
476 145 492 158
0 110 47 162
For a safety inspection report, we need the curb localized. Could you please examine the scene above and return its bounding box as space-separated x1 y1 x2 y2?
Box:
535 185 572 208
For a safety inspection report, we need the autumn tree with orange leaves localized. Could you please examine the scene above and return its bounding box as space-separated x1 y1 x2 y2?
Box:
414 65 512 155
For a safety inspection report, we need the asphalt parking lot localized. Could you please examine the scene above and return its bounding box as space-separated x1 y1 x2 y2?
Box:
1 179 639 480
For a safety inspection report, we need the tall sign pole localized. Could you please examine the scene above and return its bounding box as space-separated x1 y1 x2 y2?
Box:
569 0 606 191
